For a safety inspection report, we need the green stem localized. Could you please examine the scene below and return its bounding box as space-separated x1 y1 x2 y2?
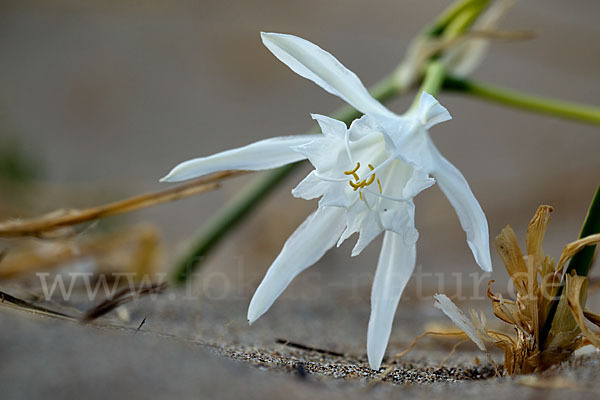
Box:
424 0 488 37
410 61 446 111
408 0 484 112
540 185 600 347
441 0 489 40
444 76 600 126
565 185 600 277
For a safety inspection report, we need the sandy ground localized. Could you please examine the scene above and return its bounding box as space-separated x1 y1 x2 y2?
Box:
1 284 600 399
1 0 600 398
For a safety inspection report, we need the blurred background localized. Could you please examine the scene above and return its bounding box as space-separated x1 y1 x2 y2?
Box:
0 0 599 394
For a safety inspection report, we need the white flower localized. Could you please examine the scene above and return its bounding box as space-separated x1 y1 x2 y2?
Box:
161 32 492 370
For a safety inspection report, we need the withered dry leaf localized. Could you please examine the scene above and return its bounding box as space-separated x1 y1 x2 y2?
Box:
566 273 600 348
433 294 488 352
0 224 161 280
435 205 600 375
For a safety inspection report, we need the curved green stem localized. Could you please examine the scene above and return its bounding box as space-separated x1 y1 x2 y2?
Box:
411 61 446 111
444 76 600 126
441 0 489 40
424 0 488 37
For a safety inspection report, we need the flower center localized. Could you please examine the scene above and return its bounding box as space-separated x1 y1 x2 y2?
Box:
343 162 382 200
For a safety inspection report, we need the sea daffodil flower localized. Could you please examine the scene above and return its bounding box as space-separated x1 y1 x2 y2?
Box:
161 33 492 370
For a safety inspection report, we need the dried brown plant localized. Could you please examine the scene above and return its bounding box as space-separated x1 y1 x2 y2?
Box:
434 205 600 375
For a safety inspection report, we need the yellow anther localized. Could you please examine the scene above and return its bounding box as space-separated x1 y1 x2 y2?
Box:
344 162 360 176
349 180 361 191
345 161 383 198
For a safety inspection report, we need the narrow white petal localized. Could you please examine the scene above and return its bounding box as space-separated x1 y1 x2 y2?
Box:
291 170 327 200
379 201 419 245
292 171 353 208
367 231 417 370
414 92 451 130
261 32 396 117
160 135 313 182
376 160 421 242
247 206 346 323
350 209 383 256
402 169 435 199
428 142 492 272
293 135 350 175
347 114 381 140
433 294 487 352
311 114 347 138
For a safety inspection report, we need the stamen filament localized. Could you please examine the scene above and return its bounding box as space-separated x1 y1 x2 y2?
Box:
361 191 373 209
363 188 408 203
344 132 354 165
314 173 348 182
362 157 394 181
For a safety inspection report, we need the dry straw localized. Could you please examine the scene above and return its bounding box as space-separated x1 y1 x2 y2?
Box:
434 205 600 375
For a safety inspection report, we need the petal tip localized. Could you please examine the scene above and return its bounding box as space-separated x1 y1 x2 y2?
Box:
247 295 268 325
159 171 177 183
368 360 382 371
367 347 384 370
247 308 259 325
481 260 493 273
261 31 283 44
159 173 173 183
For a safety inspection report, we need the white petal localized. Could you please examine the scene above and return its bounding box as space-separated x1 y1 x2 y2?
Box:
261 32 396 118
293 135 349 175
379 201 418 245
291 170 328 201
414 92 451 130
428 142 492 272
351 208 383 256
247 206 346 323
376 116 431 171
347 114 381 141
433 294 487 352
367 231 417 370
376 160 421 241
335 200 383 256
311 114 347 138
382 132 491 272
160 135 313 182
292 170 352 208
402 169 435 199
